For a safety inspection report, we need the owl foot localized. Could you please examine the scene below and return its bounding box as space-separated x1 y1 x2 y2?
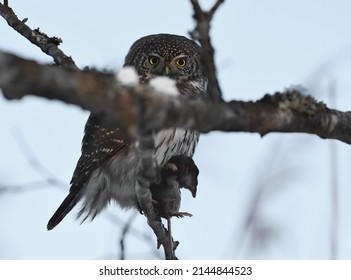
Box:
170 211 193 218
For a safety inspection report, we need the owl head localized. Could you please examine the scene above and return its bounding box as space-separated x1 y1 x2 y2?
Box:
123 33 206 95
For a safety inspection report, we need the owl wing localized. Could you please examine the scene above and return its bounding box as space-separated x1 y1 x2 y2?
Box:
70 114 128 188
47 114 129 230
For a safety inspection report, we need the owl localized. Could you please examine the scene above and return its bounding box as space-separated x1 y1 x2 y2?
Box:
47 34 207 230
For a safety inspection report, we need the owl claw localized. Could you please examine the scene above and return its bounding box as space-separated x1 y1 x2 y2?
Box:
170 211 193 218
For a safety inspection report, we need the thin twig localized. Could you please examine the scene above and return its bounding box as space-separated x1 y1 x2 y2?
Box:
0 180 51 194
105 212 163 259
235 139 285 257
189 0 225 103
0 2 78 70
119 212 137 260
11 128 66 190
328 78 338 260
209 0 225 17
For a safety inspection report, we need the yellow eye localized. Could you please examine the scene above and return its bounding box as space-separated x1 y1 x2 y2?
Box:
149 56 159 65
176 58 187 67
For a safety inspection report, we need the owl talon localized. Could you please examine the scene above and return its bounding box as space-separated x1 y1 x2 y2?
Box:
171 211 193 218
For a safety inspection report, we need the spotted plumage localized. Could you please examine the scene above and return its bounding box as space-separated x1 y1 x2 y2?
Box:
47 34 207 230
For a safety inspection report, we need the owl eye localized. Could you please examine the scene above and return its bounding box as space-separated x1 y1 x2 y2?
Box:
175 58 187 67
149 56 159 66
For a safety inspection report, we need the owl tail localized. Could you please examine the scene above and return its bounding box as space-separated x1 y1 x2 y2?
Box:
47 187 82 230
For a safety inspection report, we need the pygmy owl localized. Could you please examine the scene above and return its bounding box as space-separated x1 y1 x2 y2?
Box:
47 34 207 230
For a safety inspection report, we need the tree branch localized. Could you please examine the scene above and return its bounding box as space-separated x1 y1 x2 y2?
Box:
134 134 178 259
0 1 78 70
189 0 225 103
11 128 67 190
1 51 351 145
105 212 163 259
119 212 137 260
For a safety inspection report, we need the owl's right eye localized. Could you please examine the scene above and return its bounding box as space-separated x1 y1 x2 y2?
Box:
149 56 159 66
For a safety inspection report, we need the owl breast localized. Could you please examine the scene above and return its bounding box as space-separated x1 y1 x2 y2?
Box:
154 128 199 165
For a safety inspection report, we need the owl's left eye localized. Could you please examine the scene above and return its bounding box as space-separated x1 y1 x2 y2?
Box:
149 56 159 66
175 58 187 68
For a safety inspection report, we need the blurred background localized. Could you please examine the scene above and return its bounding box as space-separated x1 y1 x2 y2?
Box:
1 0 351 259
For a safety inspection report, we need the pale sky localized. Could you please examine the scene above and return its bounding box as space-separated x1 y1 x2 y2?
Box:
1 0 351 259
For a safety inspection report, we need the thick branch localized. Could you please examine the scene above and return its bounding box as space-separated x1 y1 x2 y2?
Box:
0 1 78 70
1 51 351 145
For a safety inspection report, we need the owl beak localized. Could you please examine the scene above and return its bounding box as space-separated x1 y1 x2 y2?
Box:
164 66 171 76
